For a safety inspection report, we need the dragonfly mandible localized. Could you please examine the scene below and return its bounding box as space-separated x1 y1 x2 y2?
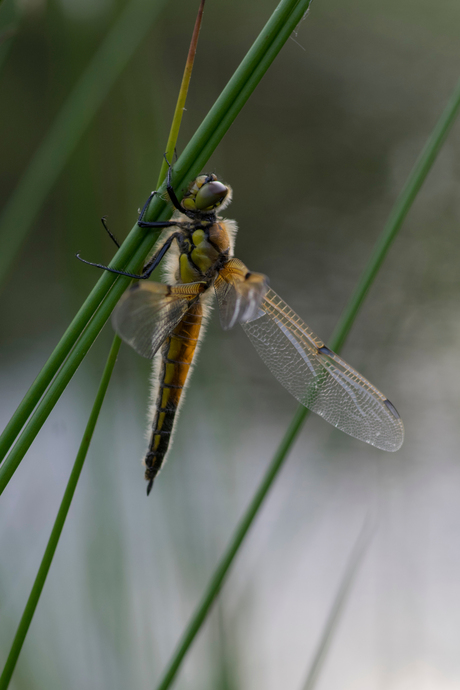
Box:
79 169 404 494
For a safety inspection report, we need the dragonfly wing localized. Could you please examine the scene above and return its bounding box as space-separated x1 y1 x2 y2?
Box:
242 288 404 451
214 258 268 330
112 281 206 359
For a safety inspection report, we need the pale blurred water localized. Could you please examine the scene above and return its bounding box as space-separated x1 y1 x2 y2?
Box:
1 0 460 688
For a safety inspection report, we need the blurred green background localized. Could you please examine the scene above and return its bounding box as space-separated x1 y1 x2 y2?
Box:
1 0 460 688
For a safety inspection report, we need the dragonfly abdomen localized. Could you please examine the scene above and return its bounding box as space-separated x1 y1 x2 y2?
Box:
144 301 205 494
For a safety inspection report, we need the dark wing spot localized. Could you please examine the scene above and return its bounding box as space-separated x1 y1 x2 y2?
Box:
384 398 400 419
317 345 333 356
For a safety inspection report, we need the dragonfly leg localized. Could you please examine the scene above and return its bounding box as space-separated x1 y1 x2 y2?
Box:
76 231 182 280
101 216 120 248
164 156 190 215
137 158 191 226
140 231 181 279
137 190 179 229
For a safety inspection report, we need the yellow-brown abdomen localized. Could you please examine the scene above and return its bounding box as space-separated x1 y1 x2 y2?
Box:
144 301 203 493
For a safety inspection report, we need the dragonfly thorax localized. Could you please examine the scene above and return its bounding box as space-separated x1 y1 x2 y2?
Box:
177 218 234 284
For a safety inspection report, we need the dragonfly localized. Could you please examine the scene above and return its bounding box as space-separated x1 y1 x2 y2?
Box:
79 170 404 494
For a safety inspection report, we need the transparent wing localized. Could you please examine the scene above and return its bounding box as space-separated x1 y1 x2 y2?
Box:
242 288 404 451
214 258 268 330
112 281 206 359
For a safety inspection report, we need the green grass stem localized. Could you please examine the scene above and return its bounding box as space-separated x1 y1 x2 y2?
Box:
157 0 206 187
0 336 122 690
170 0 314 191
0 0 313 490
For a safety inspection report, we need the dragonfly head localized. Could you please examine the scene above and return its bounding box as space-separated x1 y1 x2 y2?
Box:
182 174 232 214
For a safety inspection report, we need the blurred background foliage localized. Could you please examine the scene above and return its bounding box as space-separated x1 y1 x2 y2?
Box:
1 0 460 688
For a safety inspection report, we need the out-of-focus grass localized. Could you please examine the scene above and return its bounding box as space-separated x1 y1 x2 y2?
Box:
300 521 373 690
0 0 168 289
0 0 19 69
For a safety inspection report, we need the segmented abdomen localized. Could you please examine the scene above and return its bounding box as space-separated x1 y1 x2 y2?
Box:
144 301 203 494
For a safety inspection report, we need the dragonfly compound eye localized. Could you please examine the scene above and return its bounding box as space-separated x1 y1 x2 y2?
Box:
194 180 228 211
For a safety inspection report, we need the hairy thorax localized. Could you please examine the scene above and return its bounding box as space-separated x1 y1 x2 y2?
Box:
176 216 236 284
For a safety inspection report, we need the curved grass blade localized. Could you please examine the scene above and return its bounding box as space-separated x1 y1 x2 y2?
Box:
330 76 460 353
0 0 313 489
0 0 168 290
300 521 373 690
157 0 206 187
0 335 122 690
151 74 460 690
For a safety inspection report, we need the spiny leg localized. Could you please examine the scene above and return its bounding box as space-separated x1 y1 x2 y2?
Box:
76 230 182 280
101 216 120 248
164 158 190 216
137 158 191 226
